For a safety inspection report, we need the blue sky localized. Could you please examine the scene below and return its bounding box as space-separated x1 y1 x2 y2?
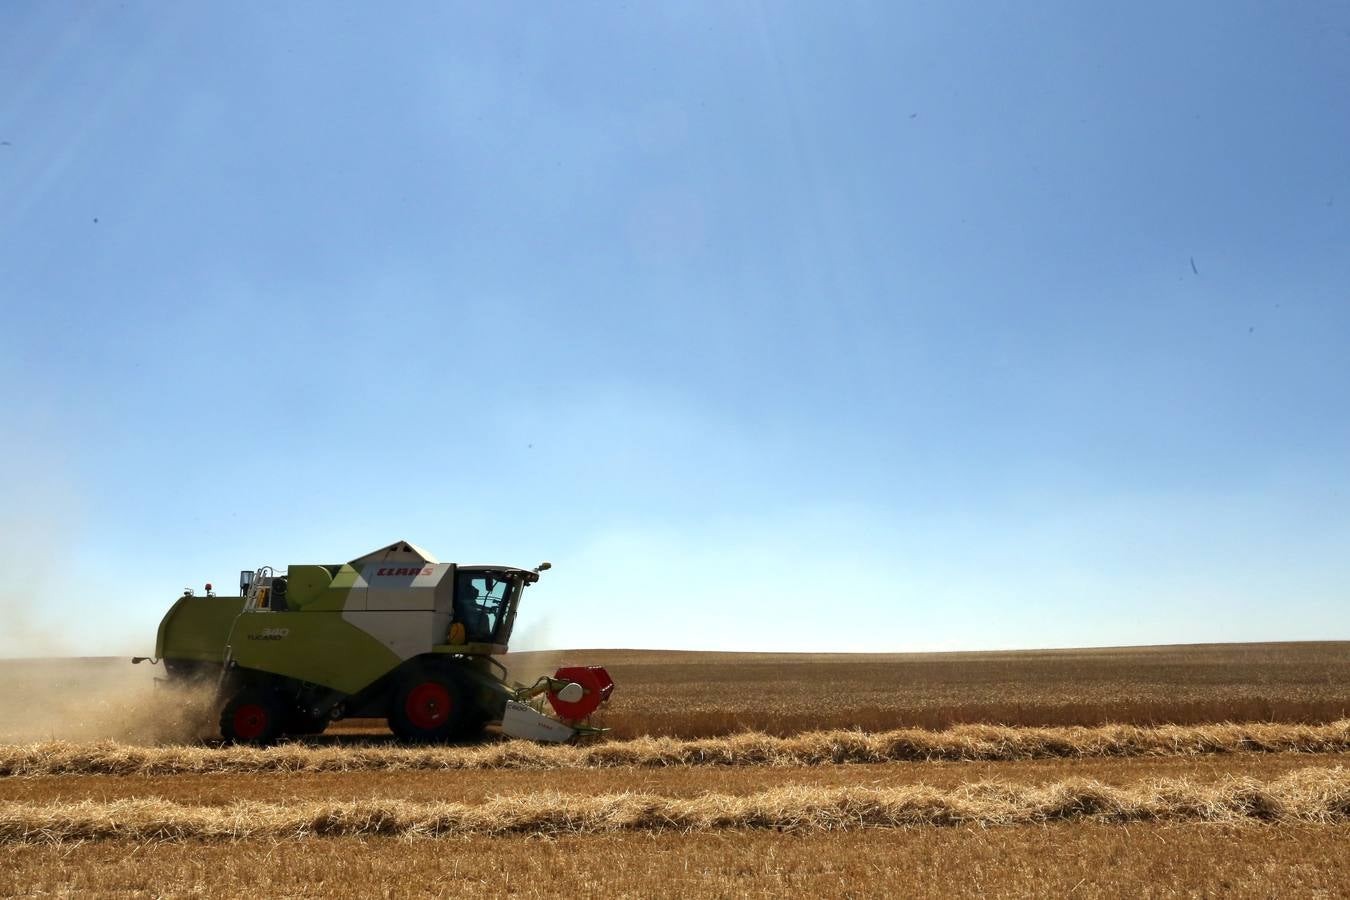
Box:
2 2 1347 656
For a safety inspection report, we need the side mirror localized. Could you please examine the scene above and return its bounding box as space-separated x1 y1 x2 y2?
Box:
239 570 254 594
534 561 552 573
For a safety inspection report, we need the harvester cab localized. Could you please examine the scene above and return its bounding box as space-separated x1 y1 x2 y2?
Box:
136 542 611 745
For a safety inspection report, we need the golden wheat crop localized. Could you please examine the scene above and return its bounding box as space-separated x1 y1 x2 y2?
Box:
7 826 1350 899
4 720 1348 777
8 755 1339 810
0 768 1345 842
535 643 1350 736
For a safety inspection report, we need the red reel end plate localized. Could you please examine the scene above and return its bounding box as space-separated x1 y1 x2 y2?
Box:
547 666 615 721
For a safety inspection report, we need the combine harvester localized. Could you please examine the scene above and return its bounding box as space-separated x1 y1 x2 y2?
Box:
134 541 613 744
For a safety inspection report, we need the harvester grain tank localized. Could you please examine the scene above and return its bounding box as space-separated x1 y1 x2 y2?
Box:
134 541 613 743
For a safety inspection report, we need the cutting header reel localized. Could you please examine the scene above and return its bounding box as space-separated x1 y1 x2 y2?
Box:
503 666 616 742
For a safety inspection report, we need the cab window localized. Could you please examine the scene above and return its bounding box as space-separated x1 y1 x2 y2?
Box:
453 573 511 642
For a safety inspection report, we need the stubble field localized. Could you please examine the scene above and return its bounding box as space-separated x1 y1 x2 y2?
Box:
1 642 1348 897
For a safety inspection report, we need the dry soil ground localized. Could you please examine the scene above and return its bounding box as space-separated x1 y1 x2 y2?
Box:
1 643 1348 898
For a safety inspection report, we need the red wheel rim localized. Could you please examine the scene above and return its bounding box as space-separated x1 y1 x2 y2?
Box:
233 703 269 740
405 682 452 730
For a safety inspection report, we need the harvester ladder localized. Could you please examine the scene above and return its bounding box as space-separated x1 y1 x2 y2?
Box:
214 565 273 705
244 566 274 610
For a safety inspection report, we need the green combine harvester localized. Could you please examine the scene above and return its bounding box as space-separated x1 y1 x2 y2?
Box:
134 541 613 744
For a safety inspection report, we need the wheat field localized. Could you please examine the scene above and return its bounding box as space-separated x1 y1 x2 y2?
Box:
3 768 1349 842
2 642 1349 897
4 720 1350 777
6 827 1348 899
526 643 1350 736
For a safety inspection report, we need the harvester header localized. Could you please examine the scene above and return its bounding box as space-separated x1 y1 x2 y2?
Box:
135 541 612 744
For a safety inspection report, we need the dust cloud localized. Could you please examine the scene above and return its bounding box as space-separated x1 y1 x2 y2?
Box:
0 658 217 744
0 448 215 743
0 497 77 660
504 613 566 687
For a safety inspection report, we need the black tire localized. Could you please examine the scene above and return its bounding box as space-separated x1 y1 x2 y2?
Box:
388 670 467 742
220 687 286 745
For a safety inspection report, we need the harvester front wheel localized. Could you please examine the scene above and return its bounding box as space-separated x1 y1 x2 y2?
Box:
389 672 466 742
220 688 285 745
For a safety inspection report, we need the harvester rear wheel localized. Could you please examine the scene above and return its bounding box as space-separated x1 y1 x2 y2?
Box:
220 687 285 745
389 671 466 742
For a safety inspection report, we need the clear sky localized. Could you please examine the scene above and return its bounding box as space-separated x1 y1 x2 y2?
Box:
2 2 1347 657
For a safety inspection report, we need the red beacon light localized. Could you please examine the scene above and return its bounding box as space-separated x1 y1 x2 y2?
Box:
204 583 215 597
